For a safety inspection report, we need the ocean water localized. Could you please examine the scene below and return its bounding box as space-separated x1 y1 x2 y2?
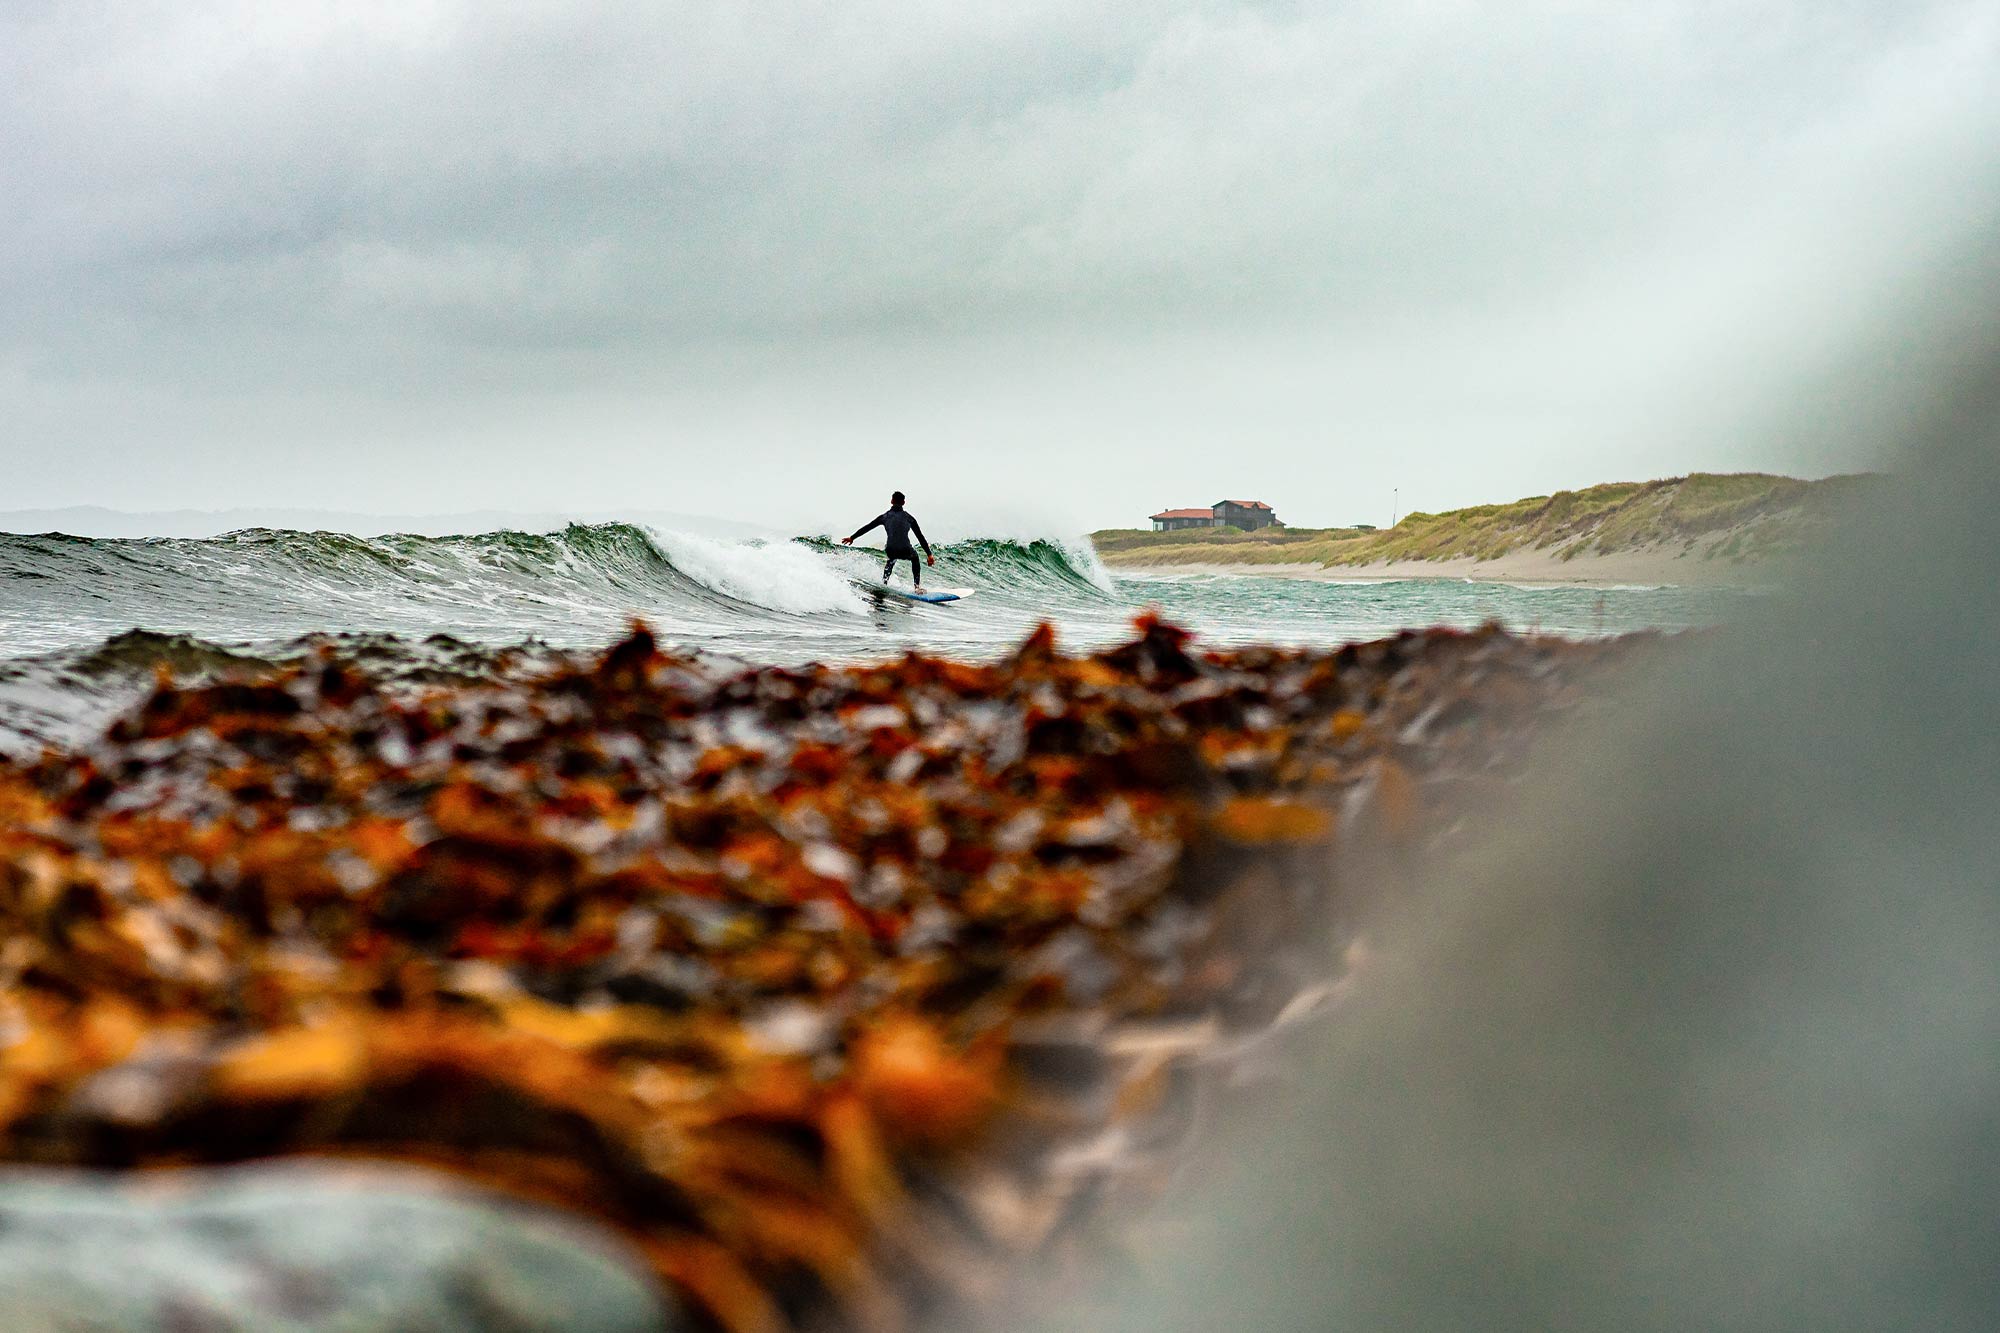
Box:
0 523 1759 748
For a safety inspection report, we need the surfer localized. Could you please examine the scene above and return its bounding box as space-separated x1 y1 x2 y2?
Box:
842 491 935 590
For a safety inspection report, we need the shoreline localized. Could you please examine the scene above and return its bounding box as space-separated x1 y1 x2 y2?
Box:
1103 547 1789 588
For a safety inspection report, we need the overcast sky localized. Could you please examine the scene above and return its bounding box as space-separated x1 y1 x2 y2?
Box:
5 1 1998 535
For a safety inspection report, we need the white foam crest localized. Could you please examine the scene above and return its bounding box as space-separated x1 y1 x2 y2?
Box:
1059 537 1118 594
648 530 865 616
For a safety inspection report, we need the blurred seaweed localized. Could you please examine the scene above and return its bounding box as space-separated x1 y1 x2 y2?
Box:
0 616 1642 1331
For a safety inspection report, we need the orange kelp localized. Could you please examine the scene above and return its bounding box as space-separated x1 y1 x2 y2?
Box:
0 619 1634 1331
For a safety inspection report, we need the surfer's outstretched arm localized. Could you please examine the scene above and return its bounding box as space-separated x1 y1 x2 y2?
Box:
841 513 885 545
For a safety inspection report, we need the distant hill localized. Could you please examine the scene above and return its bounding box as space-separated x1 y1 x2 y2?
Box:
1094 473 1880 576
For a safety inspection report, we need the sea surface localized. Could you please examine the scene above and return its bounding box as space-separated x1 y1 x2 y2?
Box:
0 524 1761 750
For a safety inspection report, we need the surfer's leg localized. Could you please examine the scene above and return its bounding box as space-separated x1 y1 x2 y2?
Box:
883 555 894 584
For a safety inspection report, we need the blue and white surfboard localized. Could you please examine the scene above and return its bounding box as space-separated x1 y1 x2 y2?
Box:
868 585 976 604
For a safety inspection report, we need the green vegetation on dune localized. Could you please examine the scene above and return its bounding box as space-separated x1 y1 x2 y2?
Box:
1095 473 1875 570
1088 525 1362 565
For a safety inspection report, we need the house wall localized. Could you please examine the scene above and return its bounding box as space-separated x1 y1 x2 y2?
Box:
1212 502 1278 531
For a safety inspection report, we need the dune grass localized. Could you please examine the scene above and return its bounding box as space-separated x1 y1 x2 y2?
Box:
1095 473 1874 568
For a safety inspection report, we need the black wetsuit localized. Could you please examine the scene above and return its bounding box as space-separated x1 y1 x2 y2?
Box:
848 506 931 588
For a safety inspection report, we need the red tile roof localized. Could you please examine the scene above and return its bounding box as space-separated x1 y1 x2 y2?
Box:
1215 500 1272 510
1150 508 1215 520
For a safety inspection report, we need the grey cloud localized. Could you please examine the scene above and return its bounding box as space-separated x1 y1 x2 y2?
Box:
2 2 1997 525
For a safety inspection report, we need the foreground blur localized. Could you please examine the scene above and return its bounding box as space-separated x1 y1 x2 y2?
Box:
1058 309 2000 1329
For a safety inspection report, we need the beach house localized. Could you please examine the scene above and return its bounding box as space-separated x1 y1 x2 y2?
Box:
1148 500 1282 532
1211 500 1279 530
1149 508 1220 532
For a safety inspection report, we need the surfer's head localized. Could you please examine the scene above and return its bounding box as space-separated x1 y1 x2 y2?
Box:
891 491 905 507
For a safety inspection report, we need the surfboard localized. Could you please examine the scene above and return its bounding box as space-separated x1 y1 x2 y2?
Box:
868 585 975 604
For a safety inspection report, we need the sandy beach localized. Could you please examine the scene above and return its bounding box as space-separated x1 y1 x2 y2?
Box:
1105 543 1789 587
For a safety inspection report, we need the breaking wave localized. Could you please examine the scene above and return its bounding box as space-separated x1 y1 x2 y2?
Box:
0 523 1123 661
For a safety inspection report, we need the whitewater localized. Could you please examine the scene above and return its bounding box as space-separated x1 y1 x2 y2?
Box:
0 522 1755 750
